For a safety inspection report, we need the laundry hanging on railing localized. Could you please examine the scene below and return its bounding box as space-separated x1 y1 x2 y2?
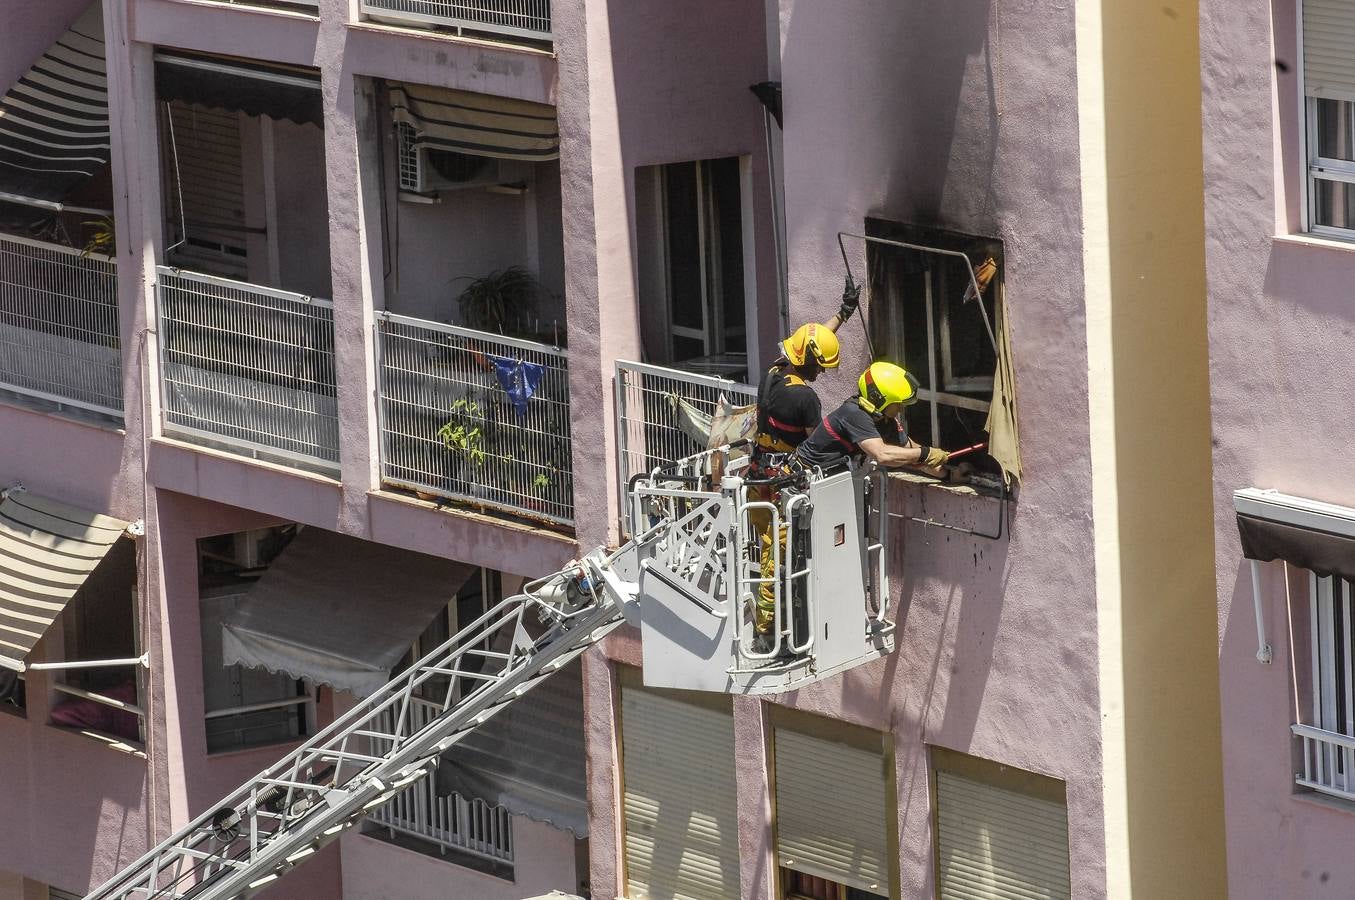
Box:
668 392 757 452
489 354 544 418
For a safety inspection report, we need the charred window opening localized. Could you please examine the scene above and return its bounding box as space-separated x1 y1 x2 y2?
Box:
865 218 1006 482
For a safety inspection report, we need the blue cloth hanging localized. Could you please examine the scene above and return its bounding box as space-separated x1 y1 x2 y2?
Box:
489 355 545 419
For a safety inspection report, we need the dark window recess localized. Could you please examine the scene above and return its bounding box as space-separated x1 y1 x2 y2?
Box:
865 218 1003 478
638 156 747 370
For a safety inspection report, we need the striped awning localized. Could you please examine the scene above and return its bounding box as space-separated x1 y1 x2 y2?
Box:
0 490 129 671
0 3 110 207
390 82 558 161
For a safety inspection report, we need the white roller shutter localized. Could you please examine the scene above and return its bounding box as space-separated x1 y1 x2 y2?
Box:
620 680 739 900
1304 0 1355 102
935 769 1071 900
773 728 890 894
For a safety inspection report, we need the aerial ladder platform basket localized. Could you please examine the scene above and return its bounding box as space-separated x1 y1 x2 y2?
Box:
86 447 895 900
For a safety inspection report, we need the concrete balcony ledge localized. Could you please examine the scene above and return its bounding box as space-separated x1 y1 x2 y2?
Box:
134 0 320 67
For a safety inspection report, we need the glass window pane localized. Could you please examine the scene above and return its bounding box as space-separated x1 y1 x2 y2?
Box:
1315 98 1355 162
1313 177 1355 229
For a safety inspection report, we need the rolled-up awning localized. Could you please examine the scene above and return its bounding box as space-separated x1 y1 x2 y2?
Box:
390 82 559 161
0 3 110 210
1235 488 1355 583
0 488 129 671
436 658 587 835
221 527 474 697
154 51 322 127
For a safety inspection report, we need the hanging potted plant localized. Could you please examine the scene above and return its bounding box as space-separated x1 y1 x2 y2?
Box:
454 266 541 339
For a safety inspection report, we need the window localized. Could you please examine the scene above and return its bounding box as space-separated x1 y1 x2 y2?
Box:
866 219 1004 479
47 538 145 746
636 157 748 377
197 527 315 754
931 747 1071 899
1294 574 1355 799
1302 1 1355 236
771 711 893 899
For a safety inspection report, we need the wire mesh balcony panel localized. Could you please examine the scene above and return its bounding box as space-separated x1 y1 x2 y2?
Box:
369 698 514 863
614 358 756 492
0 235 121 418
156 268 340 469
376 311 573 525
361 0 551 40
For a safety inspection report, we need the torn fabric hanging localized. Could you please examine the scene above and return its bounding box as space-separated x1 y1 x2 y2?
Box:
389 82 559 161
489 355 544 418
984 283 1022 484
0 3 110 217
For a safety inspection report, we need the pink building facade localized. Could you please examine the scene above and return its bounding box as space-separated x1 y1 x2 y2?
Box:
0 0 1285 897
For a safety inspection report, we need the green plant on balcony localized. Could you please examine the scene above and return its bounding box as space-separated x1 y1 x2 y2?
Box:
455 266 541 339
436 398 486 466
80 215 115 258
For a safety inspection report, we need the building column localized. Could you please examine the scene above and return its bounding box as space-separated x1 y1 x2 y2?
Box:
318 0 384 537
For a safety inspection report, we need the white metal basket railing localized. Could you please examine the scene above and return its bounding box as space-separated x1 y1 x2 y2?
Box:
1294 723 1355 802
375 311 573 525
360 0 551 40
0 234 121 418
614 359 756 517
156 268 340 470
369 696 514 863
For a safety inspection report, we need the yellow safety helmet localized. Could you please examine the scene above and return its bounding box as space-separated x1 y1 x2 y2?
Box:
780 323 840 369
857 361 920 414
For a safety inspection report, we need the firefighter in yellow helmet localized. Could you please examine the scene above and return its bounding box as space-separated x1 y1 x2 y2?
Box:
748 280 859 654
797 361 952 472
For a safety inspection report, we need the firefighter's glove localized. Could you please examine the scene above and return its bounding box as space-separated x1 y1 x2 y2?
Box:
837 276 862 323
916 446 951 468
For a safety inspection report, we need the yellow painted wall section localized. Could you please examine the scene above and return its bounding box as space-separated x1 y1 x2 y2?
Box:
1078 0 1227 895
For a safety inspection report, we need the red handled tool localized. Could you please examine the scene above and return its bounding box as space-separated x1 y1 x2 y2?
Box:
946 442 987 461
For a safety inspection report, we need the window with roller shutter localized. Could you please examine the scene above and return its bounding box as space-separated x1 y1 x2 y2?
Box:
930 747 1071 900
618 668 740 900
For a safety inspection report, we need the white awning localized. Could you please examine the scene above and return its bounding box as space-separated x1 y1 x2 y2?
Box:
221 528 474 697
436 658 588 835
0 489 129 671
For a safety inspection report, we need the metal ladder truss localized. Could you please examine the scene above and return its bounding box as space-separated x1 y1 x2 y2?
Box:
84 546 637 900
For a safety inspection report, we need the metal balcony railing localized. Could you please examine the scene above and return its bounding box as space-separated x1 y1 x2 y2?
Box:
156 268 340 470
614 358 756 495
360 0 551 41
0 234 121 419
369 697 514 863
376 311 573 525
1294 722 1355 802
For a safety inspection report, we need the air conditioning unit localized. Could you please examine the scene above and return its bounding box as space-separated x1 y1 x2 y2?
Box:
397 125 530 195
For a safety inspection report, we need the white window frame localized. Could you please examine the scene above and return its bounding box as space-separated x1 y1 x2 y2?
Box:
1293 574 1355 801
1304 96 1355 239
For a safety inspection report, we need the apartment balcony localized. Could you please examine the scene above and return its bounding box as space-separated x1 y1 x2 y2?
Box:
614 359 755 503
360 0 552 41
367 696 515 870
155 267 339 472
0 235 122 421
376 312 573 526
